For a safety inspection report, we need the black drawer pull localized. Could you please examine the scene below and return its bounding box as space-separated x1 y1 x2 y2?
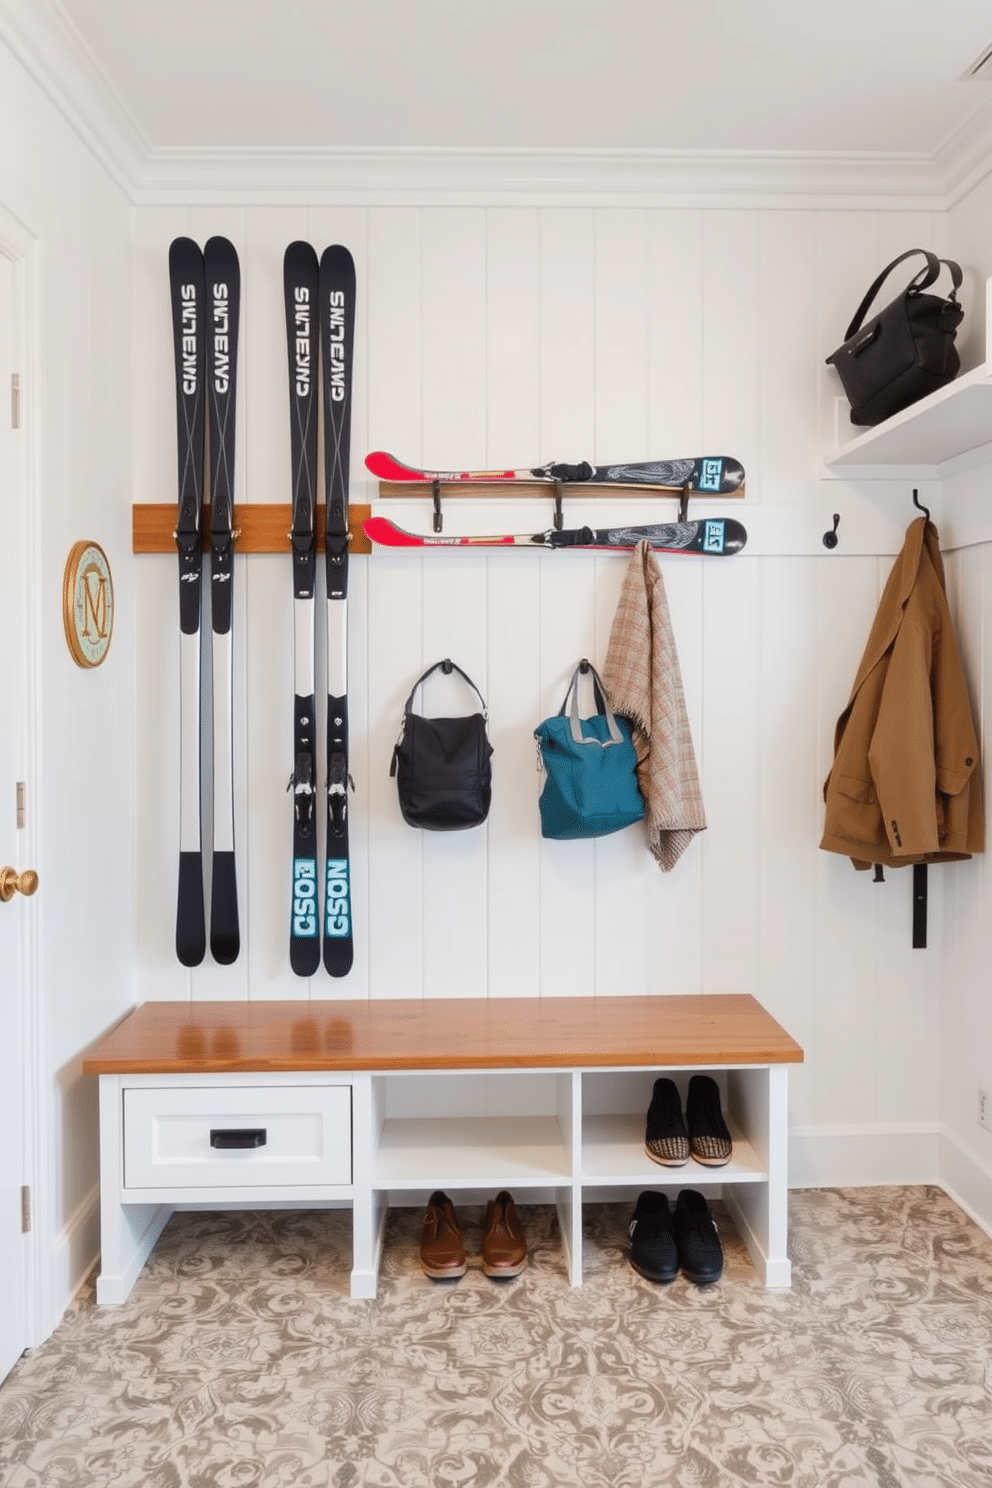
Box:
210 1127 267 1150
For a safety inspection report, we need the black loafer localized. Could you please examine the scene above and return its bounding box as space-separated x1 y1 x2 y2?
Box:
686 1074 732 1167
629 1190 678 1283
644 1077 690 1166
673 1189 724 1284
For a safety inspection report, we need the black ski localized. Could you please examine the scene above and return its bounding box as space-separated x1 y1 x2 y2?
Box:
363 514 747 556
204 236 241 964
169 237 207 967
319 245 356 976
284 242 321 976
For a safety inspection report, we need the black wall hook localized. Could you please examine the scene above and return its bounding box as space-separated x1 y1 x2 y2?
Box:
822 513 840 549
912 488 931 521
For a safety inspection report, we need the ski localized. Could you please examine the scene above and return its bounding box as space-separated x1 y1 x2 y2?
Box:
319 245 356 976
366 450 745 495
169 236 207 967
204 235 241 965
284 241 321 976
363 515 747 556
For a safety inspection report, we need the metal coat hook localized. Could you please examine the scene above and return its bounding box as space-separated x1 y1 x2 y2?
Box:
552 478 564 530
432 480 443 533
912 488 931 521
822 513 840 549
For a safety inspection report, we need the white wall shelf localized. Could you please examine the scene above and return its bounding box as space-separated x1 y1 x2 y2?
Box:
824 276 992 477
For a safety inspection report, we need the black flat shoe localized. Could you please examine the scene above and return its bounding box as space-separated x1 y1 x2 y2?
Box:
673 1189 724 1284
629 1190 678 1283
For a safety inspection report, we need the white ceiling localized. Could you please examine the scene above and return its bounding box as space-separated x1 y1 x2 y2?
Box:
49 0 992 158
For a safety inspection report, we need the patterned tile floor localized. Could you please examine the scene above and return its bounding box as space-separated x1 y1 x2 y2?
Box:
1 1187 992 1486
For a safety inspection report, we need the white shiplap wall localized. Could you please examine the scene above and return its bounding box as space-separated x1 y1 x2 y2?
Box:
130 199 973 1178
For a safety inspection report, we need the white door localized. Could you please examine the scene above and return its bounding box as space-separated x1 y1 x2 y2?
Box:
0 240 31 1382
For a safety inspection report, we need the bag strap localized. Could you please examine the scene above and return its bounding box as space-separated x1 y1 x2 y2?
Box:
403 658 488 719
844 249 962 340
559 660 624 746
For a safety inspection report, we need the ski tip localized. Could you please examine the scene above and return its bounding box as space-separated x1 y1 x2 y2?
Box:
284 240 319 273
320 243 356 276
365 450 410 481
169 235 202 263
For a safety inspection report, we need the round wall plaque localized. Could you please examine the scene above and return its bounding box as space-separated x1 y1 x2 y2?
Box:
62 541 114 668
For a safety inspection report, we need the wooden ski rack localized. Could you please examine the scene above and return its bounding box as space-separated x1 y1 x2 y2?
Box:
132 503 373 556
376 475 744 530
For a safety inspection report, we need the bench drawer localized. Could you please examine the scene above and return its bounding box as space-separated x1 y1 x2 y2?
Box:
123 1084 351 1190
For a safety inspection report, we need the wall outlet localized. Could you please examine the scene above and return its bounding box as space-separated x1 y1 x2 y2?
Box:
979 1087 991 1132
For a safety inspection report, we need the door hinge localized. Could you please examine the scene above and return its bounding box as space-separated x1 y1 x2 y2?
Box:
16 781 26 830
21 1186 30 1233
11 373 20 429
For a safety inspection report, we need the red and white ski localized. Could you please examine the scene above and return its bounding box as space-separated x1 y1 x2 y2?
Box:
364 515 747 556
366 450 744 495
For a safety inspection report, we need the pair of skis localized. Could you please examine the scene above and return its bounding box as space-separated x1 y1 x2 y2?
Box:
284 243 356 977
363 450 747 555
169 236 241 967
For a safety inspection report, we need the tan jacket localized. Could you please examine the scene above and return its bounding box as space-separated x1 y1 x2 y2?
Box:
821 517 983 869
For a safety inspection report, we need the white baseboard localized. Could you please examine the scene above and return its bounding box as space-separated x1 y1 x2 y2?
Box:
48 1183 100 1335
936 1131 992 1241
788 1123 941 1189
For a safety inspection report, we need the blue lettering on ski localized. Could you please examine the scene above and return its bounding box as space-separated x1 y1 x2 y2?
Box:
325 857 350 937
698 459 723 492
293 858 318 938
703 520 725 553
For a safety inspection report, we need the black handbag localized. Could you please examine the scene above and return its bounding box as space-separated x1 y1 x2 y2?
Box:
391 659 493 830
825 249 963 427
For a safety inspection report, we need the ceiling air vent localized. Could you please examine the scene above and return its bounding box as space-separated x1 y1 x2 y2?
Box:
961 41 992 80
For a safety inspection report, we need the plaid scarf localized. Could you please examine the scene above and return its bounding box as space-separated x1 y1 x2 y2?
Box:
602 542 706 871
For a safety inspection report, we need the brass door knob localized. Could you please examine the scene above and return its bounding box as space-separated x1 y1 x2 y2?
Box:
0 867 39 902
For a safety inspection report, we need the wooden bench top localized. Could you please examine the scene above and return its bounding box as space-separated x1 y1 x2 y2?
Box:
83 994 803 1075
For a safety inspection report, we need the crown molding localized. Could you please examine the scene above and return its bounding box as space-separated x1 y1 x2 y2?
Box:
130 143 954 210
0 0 148 194
934 101 992 207
4 0 992 210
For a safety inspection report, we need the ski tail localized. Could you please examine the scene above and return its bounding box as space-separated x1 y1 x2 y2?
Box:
169 236 207 967
320 245 356 977
204 235 241 965
285 241 322 976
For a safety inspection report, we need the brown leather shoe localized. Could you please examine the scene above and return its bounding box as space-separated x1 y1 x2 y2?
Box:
420 1191 466 1279
481 1190 527 1278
